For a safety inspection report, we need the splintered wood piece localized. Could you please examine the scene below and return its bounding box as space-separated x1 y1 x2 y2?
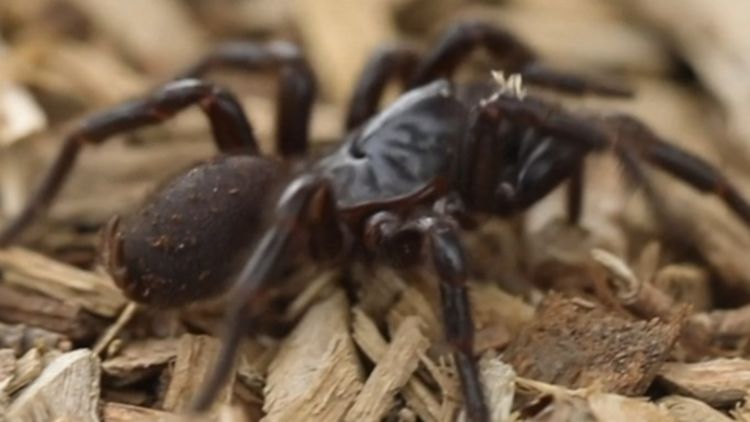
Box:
0 349 15 383
102 401 176 422
162 334 235 415
6 347 42 394
0 247 127 317
351 308 441 422
264 290 363 422
517 378 675 422
659 395 733 422
0 284 105 340
7 349 100 422
504 294 683 395
102 338 179 384
346 316 430 422
64 0 206 74
657 359 750 407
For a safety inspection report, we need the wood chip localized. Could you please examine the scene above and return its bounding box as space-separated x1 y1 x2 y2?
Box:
264 290 363 422
657 359 750 407
0 348 15 383
41 41 148 106
351 308 442 422
102 401 175 422
458 354 515 422
7 348 100 422
6 347 42 394
0 247 127 317
0 284 105 340
659 395 734 422
162 334 235 416
102 338 179 384
518 378 675 422
346 316 429 422
0 29 47 217
504 294 683 395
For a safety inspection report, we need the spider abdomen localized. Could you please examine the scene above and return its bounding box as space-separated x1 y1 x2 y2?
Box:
102 154 282 306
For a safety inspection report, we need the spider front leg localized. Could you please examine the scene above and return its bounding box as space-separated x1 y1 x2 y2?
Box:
365 211 487 422
175 41 316 157
603 114 750 225
347 22 630 131
409 21 631 97
191 174 347 411
0 79 258 245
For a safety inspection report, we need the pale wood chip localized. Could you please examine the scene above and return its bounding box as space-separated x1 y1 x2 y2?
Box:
0 349 15 384
102 401 176 422
7 349 100 422
658 359 750 407
0 284 105 340
346 316 430 422
517 378 675 421
0 247 127 317
102 338 179 383
162 334 235 416
263 290 363 422
351 308 441 422
659 395 734 422
6 347 42 394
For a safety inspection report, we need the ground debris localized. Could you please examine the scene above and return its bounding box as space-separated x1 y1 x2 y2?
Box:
263 290 363 422
504 293 683 395
7 348 100 422
657 359 750 408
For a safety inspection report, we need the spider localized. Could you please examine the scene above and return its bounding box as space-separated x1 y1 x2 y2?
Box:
2 21 749 422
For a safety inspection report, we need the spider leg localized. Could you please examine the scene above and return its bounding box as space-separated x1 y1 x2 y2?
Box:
566 161 585 224
605 114 750 225
409 21 631 97
175 41 316 157
191 174 346 412
0 79 258 245
345 43 420 130
365 211 487 422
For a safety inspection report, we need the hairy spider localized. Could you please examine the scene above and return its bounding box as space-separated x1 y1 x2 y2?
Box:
2 21 749 422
